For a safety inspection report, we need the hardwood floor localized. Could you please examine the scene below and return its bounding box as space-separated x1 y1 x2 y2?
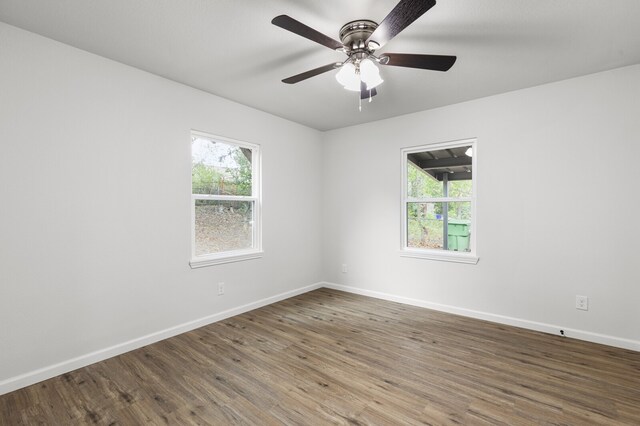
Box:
1 288 639 425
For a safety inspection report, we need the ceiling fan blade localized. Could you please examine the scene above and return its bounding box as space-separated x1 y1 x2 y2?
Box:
282 63 340 84
379 53 456 71
272 15 343 51
366 0 436 49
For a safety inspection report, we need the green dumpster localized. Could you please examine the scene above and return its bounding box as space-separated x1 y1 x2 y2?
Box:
447 219 470 251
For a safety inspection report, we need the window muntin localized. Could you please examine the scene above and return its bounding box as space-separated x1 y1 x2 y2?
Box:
401 139 477 263
190 131 261 267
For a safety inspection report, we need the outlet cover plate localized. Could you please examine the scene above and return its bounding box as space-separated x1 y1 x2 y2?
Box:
576 295 588 311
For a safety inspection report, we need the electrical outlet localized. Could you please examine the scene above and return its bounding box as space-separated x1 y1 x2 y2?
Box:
341 264 348 273
576 295 588 311
218 282 225 296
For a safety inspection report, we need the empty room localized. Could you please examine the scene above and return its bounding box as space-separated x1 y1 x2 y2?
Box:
1 0 639 424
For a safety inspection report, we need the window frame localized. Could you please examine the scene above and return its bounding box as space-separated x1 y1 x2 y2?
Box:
400 138 478 264
189 130 262 268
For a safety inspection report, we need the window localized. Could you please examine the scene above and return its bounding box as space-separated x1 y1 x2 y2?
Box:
401 139 478 264
190 131 262 267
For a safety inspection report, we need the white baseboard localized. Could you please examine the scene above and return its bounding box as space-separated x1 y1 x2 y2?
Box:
321 282 640 352
0 282 323 396
4 281 637 396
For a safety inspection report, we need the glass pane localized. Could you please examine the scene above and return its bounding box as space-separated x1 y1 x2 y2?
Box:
407 161 443 198
192 136 252 196
194 200 253 256
407 202 472 252
407 202 444 249
406 145 473 198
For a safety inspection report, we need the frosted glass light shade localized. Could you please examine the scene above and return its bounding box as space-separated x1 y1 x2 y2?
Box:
360 59 383 90
335 63 361 91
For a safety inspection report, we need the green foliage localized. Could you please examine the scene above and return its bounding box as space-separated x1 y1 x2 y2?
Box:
229 149 252 196
407 162 442 198
192 163 221 194
449 180 472 198
192 147 252 196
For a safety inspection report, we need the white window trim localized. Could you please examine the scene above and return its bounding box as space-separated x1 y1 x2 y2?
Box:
400 138 478 264
189 131 263 268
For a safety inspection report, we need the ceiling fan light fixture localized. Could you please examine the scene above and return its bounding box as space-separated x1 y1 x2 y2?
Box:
335 62 361 91
360 58 384 90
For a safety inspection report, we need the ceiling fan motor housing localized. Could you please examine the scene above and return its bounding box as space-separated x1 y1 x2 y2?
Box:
339 20 378 58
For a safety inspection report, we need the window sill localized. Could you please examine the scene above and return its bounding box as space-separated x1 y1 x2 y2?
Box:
190 250 263 269
400 249 479 264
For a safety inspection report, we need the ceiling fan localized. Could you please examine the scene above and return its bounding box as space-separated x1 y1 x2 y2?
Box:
271 0 456 106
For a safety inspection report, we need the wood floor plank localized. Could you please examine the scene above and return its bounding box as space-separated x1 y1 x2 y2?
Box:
1 288 639 425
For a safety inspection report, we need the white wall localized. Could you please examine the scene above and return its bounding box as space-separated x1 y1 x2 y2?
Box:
0 22 323 391
322 65 640 349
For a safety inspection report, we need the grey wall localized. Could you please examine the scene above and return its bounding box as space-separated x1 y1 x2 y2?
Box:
322 64 640 347
0 22 323 389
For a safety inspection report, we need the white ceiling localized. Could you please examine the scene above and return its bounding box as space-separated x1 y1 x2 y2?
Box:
2 1 640 131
